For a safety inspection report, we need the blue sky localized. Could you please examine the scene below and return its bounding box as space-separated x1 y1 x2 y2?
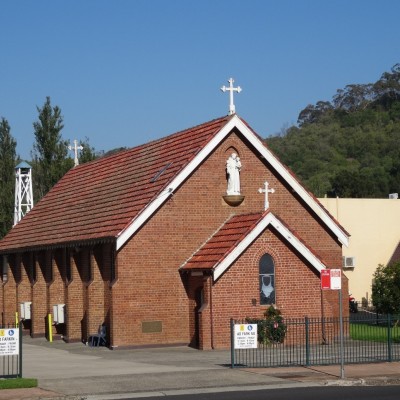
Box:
1 0 399 160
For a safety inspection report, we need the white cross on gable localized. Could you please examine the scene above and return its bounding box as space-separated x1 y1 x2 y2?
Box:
68 139 84 167
258 181 275 210
220 78 242 115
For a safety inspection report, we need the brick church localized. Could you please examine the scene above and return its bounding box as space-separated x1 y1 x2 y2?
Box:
0 107 349 349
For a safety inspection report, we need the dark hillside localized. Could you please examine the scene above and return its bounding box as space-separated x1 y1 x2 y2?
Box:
265 64 400 198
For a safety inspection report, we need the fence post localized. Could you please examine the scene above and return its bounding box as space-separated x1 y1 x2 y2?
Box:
18 323 22 378
305 316 310 366
230 318 235 368
387 314 392 362
48 313 53 343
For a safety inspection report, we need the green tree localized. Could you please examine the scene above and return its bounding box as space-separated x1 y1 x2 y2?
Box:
297 101 334 126
372 262 400 314
0 118 18 238
306 172 333 198
333 84 373 112
78 137 97 164
31 97 73 201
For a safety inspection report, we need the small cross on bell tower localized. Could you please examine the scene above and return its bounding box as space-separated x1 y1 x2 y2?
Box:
220 78 242 115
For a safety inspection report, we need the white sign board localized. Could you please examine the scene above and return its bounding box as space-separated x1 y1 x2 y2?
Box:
330 269 342 290
234 324 258 349
0 328 19 355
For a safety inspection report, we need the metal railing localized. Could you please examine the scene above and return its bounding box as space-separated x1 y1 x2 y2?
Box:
231 313 400 368
0 324 22 378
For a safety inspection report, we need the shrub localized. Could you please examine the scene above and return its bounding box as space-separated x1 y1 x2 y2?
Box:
246 306 287 344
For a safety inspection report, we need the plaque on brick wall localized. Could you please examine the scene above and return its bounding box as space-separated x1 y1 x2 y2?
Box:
142 321 162 333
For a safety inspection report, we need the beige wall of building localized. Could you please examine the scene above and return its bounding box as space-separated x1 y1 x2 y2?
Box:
318 198 400 302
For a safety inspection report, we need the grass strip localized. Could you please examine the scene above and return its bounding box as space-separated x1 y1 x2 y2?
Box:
350 323 400 342
0 378 38 390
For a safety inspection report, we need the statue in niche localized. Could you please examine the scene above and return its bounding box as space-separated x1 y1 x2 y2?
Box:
226 153 241 195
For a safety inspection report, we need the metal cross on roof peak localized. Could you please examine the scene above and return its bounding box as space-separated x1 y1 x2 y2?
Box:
220 78 242 115
68 139 84 167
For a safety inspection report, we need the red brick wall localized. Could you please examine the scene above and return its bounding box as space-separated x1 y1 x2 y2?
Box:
86 247 107 341
65 250 85 342
112 135 254 346
31 251 47 337
2 254 18 325
18 253 32 334
86 245 112 343
49 249 66 336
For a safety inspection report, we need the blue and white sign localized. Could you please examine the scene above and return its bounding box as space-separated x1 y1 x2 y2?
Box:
0 328 19 355
234 324 258 349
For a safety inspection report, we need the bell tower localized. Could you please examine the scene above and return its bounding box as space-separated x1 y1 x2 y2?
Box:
14 161 34 226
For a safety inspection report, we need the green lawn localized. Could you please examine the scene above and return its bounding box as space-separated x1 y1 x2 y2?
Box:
350 323 400 342
0 378 37 390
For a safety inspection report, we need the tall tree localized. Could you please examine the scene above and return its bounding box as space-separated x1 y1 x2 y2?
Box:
78 136 97 164
372 262 400 314
0 118 17 238
31 97 73 201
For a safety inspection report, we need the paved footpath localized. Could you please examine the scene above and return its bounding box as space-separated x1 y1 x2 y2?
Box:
1 337 400 400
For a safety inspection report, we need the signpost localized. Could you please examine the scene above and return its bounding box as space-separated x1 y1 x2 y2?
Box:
321 268 341 290
0 328 19 356
234 324 258 349
320 269 331 289
0 327 22 378
321 268 345 379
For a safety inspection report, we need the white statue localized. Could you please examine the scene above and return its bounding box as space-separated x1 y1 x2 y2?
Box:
226 153 241 195
261 276 274 299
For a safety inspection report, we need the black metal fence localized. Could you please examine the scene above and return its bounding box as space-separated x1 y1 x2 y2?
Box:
231 312 400 368
0 324 22 378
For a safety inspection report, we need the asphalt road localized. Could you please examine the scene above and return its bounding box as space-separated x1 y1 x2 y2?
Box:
120 386 400 400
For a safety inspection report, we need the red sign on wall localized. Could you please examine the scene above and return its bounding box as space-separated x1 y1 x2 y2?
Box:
321 269 342 290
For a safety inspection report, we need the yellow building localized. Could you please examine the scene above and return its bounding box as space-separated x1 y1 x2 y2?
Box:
318 197 400 303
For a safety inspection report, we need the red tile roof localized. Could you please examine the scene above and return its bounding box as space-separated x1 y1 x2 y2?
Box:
181 211 329 274
181 212 265 270
0 115 232 253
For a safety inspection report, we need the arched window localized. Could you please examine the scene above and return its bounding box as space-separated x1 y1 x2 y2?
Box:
259 254 275 305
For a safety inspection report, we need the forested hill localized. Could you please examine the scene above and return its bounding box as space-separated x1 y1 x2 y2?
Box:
265 64 400 198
